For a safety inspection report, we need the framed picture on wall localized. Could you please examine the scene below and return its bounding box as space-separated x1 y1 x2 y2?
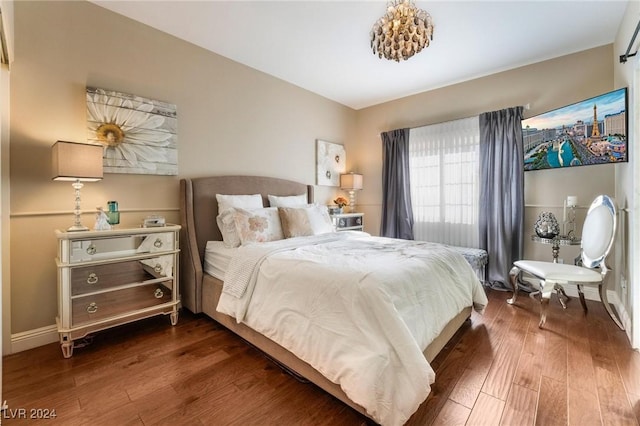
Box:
316 139 346 187
86 87 178 175
522 87 627 171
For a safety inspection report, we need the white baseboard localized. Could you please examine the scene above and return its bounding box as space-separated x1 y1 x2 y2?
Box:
11 324 58 354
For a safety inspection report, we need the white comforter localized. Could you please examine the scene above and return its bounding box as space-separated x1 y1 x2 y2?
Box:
217 232 487 426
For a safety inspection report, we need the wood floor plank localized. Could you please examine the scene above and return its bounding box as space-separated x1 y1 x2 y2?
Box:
590 338 638 425
566 316 598 394
540 304 568 384
567 386 602 426
629 392 640 425
431 399 470 425
446 295 507 409
500 383 537 426
466 392 505 426
448 352 492 409
481 307 529 401
512 325 545 391
609 327 640 397
536 376 567 426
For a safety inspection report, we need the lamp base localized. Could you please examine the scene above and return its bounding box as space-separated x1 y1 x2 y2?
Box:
68 179 88 232
348 190 356 213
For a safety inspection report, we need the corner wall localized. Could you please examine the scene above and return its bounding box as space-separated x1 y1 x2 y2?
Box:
613 0 639 346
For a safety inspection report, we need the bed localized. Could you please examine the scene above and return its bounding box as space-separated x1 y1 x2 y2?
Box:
180 175 487 426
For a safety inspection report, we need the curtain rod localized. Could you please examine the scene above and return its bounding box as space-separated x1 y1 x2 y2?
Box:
379 104 529 136
620 19 640 63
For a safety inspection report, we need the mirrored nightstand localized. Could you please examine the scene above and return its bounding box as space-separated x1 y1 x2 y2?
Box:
331 213 364 232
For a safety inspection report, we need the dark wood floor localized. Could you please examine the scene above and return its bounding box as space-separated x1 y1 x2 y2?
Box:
3 288 639 425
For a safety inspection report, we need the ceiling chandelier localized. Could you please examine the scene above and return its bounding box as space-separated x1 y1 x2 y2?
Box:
370 0 434 62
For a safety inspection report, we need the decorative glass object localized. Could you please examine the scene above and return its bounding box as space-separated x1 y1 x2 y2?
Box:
534 212 560 239
107 200 120 225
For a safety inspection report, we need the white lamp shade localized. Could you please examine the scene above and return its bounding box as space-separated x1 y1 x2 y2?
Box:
52 141 103 181
340 173 363 190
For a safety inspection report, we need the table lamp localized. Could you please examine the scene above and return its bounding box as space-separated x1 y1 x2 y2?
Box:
340 172 363 213
52 141 103 231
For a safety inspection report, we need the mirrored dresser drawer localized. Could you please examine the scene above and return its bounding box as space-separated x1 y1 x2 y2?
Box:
71 282 173 327
56 225 181 358
70 255 174 296
67 232 175 263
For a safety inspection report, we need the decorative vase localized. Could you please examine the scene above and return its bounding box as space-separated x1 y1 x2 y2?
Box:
534 211 560 239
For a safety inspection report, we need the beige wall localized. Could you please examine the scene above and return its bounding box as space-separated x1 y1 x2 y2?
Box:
9 1 356 335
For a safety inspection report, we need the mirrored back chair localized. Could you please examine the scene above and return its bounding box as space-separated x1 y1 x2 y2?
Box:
507 195 623 329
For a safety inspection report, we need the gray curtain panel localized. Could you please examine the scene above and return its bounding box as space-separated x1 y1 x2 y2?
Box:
380 128 414 239
479 107 525 289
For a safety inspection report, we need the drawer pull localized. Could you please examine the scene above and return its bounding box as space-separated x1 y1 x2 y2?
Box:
86 244 97 255
154 264 163 273
86 273 99 285
86 302 98 314
153 238 163 248
154 288 164 299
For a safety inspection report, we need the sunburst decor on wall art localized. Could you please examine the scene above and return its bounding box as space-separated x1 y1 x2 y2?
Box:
86 87 178 175
316 139 346 187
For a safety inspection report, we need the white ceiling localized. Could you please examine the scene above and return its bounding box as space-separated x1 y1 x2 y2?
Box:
91 0 629 110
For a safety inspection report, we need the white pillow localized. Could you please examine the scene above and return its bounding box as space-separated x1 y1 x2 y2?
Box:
216 193 263 212
233 207 284 244
215 194 263 247
278 204 334 238
268 193 308 207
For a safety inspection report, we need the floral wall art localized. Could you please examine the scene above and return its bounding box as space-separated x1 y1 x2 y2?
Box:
316 139 345 186
86 87 178 175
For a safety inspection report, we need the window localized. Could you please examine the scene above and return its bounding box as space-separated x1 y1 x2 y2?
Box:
409 116 480 248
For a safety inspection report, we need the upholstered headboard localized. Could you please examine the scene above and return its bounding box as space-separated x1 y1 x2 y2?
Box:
179 175 314 313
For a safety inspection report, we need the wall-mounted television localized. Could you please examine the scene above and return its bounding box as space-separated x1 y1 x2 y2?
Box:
522 87 628 171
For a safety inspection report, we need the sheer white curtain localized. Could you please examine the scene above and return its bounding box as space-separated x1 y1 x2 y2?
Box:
409 116 480 248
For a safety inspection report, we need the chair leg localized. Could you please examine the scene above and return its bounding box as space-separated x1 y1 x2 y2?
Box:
507 266 520 305
599 284 624 330
539 290 551 328
537 280 556 328
554 284 569 309
577 284 588 314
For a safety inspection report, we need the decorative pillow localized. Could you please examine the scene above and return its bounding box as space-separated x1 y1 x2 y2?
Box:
217 209 241 248
215 194 263 247
278 204 334 238
278 207 314 238
233 207 284 244
268 193 308 207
